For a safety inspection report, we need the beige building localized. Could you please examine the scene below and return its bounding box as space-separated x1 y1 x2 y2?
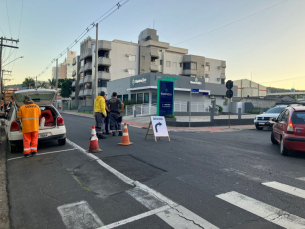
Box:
52 51 76 79
233 79 267 97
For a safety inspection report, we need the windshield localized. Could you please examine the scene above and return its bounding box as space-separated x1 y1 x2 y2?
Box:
291 112 305 124
266 107 285 114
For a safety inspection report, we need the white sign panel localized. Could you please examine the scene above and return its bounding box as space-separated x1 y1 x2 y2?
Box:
151 116 169 137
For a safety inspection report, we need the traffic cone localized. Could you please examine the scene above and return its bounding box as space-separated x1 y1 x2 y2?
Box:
118 123 133 146
88 126 103 153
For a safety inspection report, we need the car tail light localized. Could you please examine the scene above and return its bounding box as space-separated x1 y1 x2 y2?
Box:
287 121 294 134
57 117 64 126
10 121 20 132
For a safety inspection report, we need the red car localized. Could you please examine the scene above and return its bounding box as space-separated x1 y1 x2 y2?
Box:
271 106 305 155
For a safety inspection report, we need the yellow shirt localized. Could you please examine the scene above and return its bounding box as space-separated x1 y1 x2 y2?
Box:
94 96 107 117
17 104 41 133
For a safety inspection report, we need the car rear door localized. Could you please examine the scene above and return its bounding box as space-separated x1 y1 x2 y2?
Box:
291 111 305 136
273 110 286 141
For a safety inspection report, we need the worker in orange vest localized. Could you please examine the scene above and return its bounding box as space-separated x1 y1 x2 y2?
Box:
0 100 4 111
17 96 41 158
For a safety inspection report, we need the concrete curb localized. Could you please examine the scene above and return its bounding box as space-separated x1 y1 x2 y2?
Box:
0 124 9 229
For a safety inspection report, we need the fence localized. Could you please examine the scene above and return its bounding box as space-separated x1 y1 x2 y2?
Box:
124 103 157 117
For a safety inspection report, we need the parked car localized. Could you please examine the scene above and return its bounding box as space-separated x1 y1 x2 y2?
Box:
271 105 305 155
3 89 66 152
254 105 287 130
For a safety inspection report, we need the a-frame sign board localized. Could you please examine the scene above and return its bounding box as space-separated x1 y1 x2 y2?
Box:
145 116 170 142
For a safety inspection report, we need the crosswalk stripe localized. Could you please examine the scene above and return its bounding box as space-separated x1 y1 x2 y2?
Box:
262 181 305 199
216 191 305 229
296 177 305 181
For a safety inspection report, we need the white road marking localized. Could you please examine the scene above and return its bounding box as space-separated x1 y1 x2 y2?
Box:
7 148 78 161
296 177 305 181
262 181 305 199
97 206 171 229
223 168 265 182
66 138 219 229
217 191 305 228
57 200 103 229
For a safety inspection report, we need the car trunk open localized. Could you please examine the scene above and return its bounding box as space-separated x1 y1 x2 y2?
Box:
13 89 56 108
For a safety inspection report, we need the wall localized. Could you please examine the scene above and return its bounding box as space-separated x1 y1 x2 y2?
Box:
234 79 267 97
163 52 183 75
107 77 131 99
205 58 224 84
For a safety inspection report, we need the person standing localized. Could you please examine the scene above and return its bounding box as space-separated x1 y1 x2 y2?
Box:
94 91 107 139
17 96 41 158
107 92 124 136
104 99 110 135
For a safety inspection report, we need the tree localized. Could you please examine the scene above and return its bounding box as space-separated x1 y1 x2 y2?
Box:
37 81 48 89
48 78 56 89
22 77 35 89
60 79 75 98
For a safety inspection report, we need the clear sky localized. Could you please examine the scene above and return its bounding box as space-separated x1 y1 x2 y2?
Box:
1 0 304 90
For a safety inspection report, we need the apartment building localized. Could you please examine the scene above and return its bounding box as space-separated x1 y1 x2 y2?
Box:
52 51 76 79
72 28 227 102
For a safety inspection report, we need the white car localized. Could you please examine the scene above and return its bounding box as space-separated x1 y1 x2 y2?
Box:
2 89 66 152
253 105 287 130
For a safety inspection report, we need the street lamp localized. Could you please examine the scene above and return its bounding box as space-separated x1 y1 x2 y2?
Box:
3 56 24 67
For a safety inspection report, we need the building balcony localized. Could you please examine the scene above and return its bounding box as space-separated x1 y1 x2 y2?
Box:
72 81 76 87
79 90 84 97
72 58 76 66
98 40 111 50
72 70 76 77
84 89 93 96
79 78 84 85
71 92 75 98
80 48 92 61
182 69 197 75
220 73 226 79
98 72 111 80
79 66 84 73
150 64 159 72
98 57 111 66
221 61 226 68
150 48 159 58
84 62 92 72
84 75 92 83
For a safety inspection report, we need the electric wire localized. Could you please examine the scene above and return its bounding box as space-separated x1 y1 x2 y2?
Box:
35 0 130 79
5 0 12 38
174 0 289 46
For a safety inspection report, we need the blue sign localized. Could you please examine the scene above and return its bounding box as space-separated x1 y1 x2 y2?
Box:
202 92 209 95
157 80 174 116
191 89 199 93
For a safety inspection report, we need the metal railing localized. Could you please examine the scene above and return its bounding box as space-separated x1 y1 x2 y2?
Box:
124 103 157 117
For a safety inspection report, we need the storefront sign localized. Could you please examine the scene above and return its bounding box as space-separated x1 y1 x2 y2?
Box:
157 80 174 116
157 76 178 81
132 78 147 85
190 77 202 85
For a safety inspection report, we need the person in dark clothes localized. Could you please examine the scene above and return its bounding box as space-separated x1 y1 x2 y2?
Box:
107 92 124 136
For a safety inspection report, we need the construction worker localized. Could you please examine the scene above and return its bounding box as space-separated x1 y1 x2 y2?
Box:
17 96 41 158
94 91 107 139
107 92 124 136
0 100 4 111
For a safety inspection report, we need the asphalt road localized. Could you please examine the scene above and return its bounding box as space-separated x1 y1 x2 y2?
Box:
5 113 305 229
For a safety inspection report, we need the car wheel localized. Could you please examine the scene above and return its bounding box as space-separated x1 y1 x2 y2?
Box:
58 138 66 146
271 132 278 145
280 138 289 156
256 125 263 130
8 141 17 153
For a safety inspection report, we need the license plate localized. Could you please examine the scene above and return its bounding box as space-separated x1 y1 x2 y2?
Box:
259 123 265 125
39 133 50 138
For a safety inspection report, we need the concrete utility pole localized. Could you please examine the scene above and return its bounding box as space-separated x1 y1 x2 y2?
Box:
0 37 19 101
94 23 99 102
55 59 58 109
36 76 38 88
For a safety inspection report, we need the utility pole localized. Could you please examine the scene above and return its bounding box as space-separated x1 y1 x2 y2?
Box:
94 23 99 104
55 59 58 109
0 37 19 101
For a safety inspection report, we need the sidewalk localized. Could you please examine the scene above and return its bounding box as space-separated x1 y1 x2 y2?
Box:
60 110 255 133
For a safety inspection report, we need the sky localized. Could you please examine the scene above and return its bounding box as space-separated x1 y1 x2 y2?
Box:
1 0 305 90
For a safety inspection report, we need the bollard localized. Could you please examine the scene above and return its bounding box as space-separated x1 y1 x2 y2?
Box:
238 108 241 120
210 102 215 123
133 110 137 117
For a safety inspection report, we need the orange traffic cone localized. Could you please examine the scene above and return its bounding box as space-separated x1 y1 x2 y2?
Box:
88 126 103 153
118 123 133 146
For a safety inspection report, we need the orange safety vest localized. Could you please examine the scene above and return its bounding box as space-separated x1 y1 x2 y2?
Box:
17 104 41 133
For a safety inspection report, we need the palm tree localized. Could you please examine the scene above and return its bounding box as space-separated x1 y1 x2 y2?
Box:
22 77 35 89
37 81 48 89
48 79 56 89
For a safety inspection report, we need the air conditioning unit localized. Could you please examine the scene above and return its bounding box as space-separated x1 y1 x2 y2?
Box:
205 74 209 78
206 62 210 66
125 54 130 57
217 78 220 81
124 69 129 72
217 66 221 70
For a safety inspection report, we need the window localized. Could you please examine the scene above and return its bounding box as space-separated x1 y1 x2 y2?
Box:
173 62 177 68
266 107 286 114
292 112 305 124
141 56 145 60
128 69 136 75
160 60 163 65
123 94 128 101
152 92 157 104
191 63 197 70
117 95 122 100
144 93 149 103
221 79 225 84
205 78 210 83
183 63 190 70
131 94 136 101
205 65 210 72
98 79 107 87
129 55 136 62
180 63 182 68
159 50 162 52
201 65 204 68
137 93 143 103
166 61 171 67
7 107 14 121
141 69 145 74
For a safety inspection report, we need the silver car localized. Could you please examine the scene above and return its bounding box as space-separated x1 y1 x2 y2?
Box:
254 105 287 130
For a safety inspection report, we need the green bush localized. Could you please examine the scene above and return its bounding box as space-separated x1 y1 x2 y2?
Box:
217 105 223 113
123 100 143 105
165 114 176 118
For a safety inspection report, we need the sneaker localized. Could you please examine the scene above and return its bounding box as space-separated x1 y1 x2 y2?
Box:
31 152 37 157
98 134 107 139
24 154 30 158
118 131 122 136
112 132 116 136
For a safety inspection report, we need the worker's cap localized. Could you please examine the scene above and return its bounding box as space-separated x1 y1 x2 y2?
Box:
100 91 106 96
23 95 34 104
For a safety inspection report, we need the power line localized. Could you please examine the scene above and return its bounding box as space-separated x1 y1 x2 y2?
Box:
174 0 289 46
36 0 130 79
2 49 16 64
